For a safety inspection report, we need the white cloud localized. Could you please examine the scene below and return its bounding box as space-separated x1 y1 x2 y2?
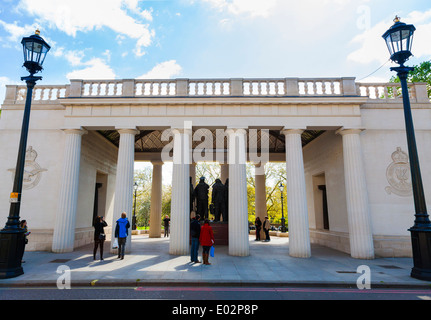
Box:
348 10 431 65
0 76 16 106
137 60 182 79
202 0 278 18
64 50 86 66
15 0 155 57
347 20 389 65
0 20 36 43
66 58 116 80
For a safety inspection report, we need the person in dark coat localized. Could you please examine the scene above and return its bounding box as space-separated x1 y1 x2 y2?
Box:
20 220 30 263
93 216 107 260
254 217 262 241
190 215 201 263
163 215 170 237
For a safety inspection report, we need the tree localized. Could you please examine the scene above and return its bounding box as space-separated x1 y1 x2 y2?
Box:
390 60 431 99
134 167 152 228
246 163 287 226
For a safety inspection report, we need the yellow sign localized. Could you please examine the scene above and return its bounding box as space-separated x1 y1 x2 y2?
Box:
10 192 19 203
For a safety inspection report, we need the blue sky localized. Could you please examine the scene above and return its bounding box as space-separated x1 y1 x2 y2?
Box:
0 0 431 102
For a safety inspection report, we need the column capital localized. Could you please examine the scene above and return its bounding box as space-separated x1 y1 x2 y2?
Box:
225 127 248 135
151 160 164 166
170 127 192 136
253 161 267 167
335 127 365 136
281 128 305 136
116 128 139 135
62 128 88 136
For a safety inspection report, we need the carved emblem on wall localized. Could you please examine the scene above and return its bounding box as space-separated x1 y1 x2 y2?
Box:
8 146 47 190
385 147 412 197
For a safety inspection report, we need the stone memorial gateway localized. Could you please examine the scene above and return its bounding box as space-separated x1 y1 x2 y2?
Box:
1 77 430 259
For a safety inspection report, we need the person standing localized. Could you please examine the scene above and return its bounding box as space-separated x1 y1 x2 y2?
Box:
115 212 130 260
263 216 271 242
254 217 262 241
163 215 170 237
19 220 30 263
190 215 201 263
199 219 214 265
93 216 107 260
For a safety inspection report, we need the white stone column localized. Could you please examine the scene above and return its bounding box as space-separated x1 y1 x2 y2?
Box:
149 161 163 238
227 128 249 256
169 128 191 255
52 128 87 253
282 129 311 258
337 128 374 259
254 162 267 240
111 128 139 254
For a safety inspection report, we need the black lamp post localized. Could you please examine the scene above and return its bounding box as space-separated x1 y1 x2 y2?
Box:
383 17 431 281
279 182 286 233
132 182 138 230
0 30 50 279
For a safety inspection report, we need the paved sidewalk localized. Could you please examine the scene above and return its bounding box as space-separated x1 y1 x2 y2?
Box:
1 235 431 288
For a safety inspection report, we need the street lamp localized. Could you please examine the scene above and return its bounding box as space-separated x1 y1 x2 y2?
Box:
133 182 138 230
383 17 431 281
0 30 50 279
279 182 286 233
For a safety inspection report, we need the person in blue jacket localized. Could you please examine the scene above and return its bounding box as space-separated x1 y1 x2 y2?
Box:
115 212 130 260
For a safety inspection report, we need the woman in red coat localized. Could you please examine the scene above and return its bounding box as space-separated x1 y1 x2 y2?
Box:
199 219 214 265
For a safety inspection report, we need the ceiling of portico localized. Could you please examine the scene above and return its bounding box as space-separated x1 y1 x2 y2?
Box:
97 129 325 154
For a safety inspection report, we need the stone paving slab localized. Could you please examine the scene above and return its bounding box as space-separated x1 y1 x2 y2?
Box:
0 234 430 288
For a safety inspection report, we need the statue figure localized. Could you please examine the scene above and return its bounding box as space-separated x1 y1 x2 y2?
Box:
224 178 229 222
193 177 209 220
212 178 226 222
190 177 194 215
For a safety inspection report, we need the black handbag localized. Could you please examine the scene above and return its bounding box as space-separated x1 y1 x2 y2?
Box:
99 233 106 241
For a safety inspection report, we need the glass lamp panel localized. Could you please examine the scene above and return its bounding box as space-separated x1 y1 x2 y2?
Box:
385 36 394 55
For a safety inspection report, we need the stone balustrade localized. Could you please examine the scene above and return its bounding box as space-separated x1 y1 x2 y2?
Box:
3 77 429 104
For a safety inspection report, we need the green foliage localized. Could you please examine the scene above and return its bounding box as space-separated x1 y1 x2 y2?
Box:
246 163 287 226
134 167 152 228
390 60 431 98
134 167 171 228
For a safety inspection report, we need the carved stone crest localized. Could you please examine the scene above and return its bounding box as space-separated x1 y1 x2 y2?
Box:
385 147 412 197
8 146 47 190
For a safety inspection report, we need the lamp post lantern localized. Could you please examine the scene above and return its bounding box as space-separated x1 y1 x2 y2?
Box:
383 17 431 281
279 182 286 233
0 30 50 279
133 182 138 231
